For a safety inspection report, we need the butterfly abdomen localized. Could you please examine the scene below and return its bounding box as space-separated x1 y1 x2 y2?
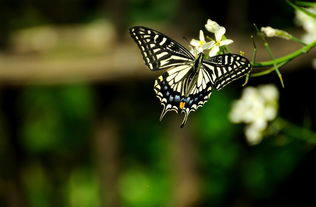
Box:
154 72 212 117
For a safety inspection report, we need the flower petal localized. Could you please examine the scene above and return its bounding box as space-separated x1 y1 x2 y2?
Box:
205 19 220 33
209 46 219 57
245 124 263 145
201 41 215 50
215 27 226 41
261 26 292 40
190 48 199 57
219 39 233 46
190 39 200 47
199 30 205 42
197 46 204 53
261 26 277 37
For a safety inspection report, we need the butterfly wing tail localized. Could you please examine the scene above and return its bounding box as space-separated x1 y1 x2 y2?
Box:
180 110 190 128
159 106 168 121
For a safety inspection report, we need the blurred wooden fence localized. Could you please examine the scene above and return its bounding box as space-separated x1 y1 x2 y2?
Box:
0 26 315 86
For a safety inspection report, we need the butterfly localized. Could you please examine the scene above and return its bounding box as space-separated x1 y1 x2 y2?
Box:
129 26 251 127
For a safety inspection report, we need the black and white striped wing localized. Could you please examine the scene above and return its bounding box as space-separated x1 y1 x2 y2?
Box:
202 54 251 90
129 26 194 70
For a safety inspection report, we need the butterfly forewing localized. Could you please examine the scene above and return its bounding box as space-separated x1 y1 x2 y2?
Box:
202 54 251 90
129 26 194 70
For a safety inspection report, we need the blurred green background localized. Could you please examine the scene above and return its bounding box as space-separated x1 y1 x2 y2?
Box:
1 0 316 207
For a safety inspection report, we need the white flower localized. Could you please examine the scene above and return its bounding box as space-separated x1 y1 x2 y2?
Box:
260 26 292 40
205 19 221 33
245 123 264 145
190 30 214 56
190 47 200 58
295 7 316 70
229 84 279 145
258 84 279 103
205 22 233 57
190 19 233 57
261 26 277 37
295 7 316 43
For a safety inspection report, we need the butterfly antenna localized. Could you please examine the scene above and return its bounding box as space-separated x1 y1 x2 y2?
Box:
183 36 190 45
183 36 196 52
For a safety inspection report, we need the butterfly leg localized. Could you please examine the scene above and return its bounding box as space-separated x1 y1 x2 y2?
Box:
242 72 251 86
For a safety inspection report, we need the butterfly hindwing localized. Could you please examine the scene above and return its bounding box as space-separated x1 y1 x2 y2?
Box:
129 26 194 70
154 70 212 127
202 54 251 90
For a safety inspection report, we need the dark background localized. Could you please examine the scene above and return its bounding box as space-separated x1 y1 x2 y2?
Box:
1 0 316 207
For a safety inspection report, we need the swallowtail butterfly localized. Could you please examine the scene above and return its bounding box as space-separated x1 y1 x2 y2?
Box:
129 26 251 127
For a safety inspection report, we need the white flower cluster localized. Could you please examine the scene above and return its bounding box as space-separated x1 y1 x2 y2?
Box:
295 6 316 70
295 6 316 44
190 19 233 57
229 85 279 145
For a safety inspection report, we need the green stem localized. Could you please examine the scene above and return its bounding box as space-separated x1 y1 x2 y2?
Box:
294 1 316 7
260 33 285 87
290 36 307 46
286 0 316 18
253 40 316 67
277 118 316 144
251 61 288 77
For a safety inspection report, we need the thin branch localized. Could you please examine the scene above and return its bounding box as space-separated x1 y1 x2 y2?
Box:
277 118 316 144
251 61 288 77
253 40 316 67
262 40 285 87
294 1 316 7
254 25 285 87
290 35 307 46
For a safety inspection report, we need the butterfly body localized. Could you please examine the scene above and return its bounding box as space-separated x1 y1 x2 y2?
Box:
129 26 251 127
184 53 205 96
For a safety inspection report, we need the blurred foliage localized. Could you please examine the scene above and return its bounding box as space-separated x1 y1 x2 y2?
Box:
126 0 179 23
19 85 95 155
118 83 172 207
66 167 100 207
248 0 295 28
0 75 312 207
119 167 171 207
23 164 52 207
193 89 305 206
194 92 241 205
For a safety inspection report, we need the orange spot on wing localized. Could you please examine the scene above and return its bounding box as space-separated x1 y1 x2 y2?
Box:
179 101 185 109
